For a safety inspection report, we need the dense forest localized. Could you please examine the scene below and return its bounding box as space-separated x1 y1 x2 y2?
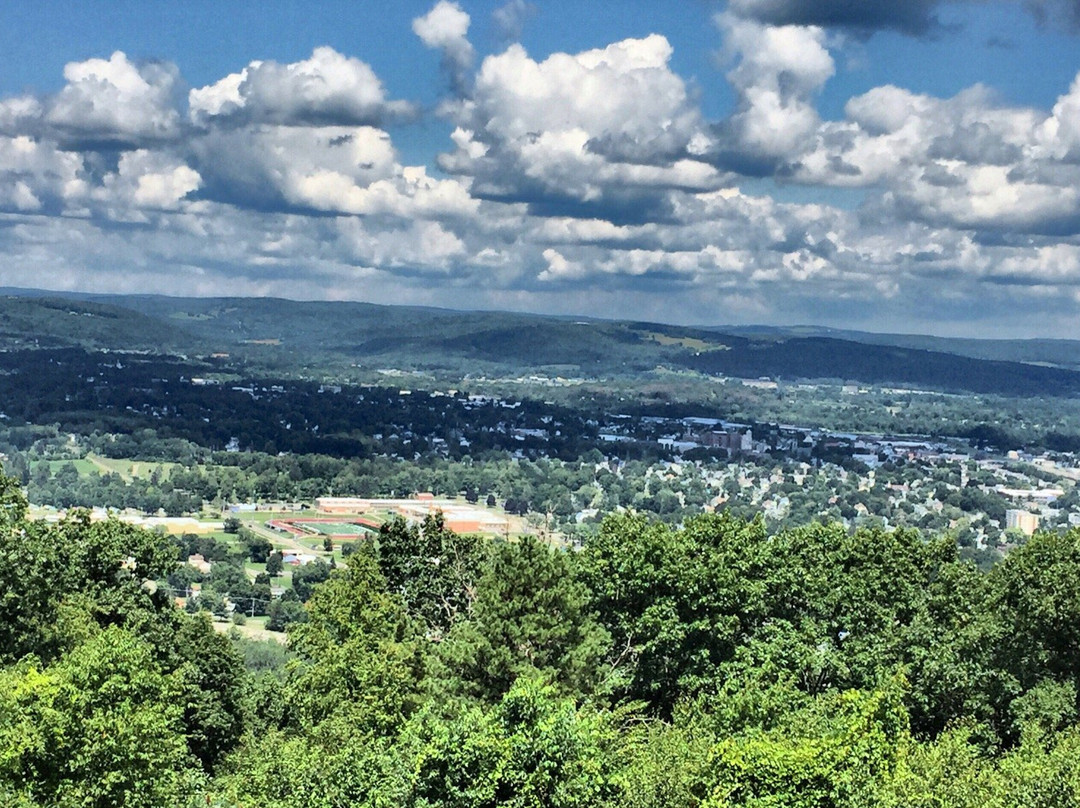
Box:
6 472 1080 806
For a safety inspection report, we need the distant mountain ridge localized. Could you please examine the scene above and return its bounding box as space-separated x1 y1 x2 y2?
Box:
710 324 1080 371
2 287 1080 398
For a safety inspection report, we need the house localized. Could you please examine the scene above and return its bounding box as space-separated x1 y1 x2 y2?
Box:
186 553 212 574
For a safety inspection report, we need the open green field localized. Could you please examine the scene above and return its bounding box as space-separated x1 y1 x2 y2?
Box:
45 458 99 475
88 455 165 478
50 454 189 481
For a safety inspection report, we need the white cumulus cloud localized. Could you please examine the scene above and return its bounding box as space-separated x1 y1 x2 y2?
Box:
439 35 723 209
712 14 834 171
46 51 181 146
189 47 413 126
413 1 475 92
94 150 201 213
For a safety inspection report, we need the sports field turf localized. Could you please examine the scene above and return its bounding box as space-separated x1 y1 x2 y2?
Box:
301 522 377 536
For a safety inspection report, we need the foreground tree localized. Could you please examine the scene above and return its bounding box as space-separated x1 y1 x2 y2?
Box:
376 513 487 637
0 627 193 808
982 528 1080 743
0 475 248 790
285 545 425 734
439 535 610 703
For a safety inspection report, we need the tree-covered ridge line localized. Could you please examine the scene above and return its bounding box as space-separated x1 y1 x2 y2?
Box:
7 470 1080 806
6 289 1080 397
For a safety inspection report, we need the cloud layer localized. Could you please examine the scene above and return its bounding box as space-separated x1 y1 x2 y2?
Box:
0 2 1079 337
727 0 949 36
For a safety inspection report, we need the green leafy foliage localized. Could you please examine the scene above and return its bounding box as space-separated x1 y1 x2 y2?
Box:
0 507 176 665
377 512 487 636
0 627 192 808
438 536 610 703
980 530 1080 742
704 678 909 808
285 545 425 734
579 512 985 739
8 465 1080 807
400 677 621 808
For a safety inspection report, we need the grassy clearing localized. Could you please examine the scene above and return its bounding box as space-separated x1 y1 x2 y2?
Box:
46 453 188 483
45 458 99 475
643 332 730 352
86 454 187 480
212 616 285 644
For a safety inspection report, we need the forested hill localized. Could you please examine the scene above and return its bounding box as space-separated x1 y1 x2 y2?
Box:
679 335 1080 397
717 323 1080 370
4 288 1080 397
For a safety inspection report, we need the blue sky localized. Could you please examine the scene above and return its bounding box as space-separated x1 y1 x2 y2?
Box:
0 1 1079 337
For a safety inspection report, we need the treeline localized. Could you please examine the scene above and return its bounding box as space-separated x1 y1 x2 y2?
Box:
21 444 714 530
6 472 1080 805
18 437 1029 556
0 347 601 459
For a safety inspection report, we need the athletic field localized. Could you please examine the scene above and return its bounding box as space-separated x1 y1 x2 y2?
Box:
303 521 377 536
267 518 380 539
